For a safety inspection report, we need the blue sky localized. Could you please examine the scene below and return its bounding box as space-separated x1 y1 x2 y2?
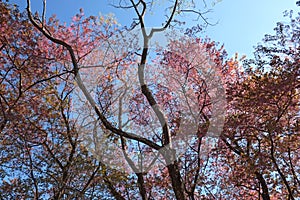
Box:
13 0 299 57
205 0 299 57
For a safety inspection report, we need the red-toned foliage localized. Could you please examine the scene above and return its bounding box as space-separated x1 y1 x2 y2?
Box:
1 0 299 199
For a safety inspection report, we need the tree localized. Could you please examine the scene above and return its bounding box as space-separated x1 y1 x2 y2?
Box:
218 10 300 199
0 2 129 199
1 0 299 199
23 0 227 199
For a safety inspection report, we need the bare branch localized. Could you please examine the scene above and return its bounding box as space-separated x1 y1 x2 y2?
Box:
179 9 218 26
42 0 46 26
130 0 147 38
109 0 141 9
149 0 178 36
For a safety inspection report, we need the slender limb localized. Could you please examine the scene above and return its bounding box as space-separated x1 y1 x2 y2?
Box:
179 9 217 26
42 0 46 26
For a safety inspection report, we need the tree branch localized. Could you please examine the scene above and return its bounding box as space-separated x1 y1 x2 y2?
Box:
26 0 160 151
